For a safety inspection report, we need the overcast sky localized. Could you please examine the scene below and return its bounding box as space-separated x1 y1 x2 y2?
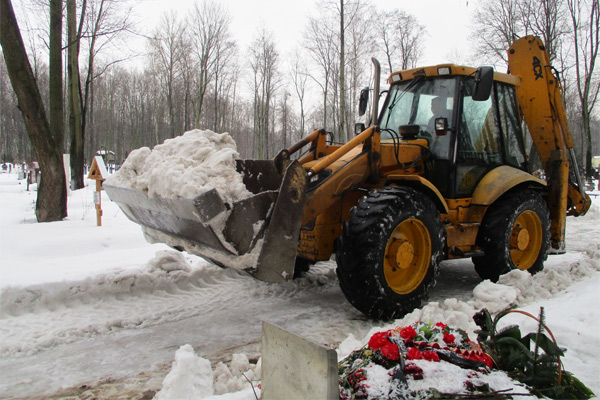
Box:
136 0 475 66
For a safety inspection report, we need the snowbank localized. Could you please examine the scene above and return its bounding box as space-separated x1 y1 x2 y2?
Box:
1 250 195 317
105 129 251 204
155 345 261 400
154 344 214 399
0 250 253 357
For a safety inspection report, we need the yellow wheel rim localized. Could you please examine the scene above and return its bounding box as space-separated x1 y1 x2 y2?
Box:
510 210 542 270
384 218 431 294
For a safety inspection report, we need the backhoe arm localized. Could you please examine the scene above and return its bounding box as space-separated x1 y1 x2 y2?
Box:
508 36 591 251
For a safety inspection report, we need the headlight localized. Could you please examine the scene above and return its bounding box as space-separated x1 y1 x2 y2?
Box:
390 73 402 82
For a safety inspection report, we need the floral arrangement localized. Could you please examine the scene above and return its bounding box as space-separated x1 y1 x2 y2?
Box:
339 321 493 399
339 309 595 399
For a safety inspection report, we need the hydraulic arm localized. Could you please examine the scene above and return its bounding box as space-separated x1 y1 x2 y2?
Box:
507 36 591 251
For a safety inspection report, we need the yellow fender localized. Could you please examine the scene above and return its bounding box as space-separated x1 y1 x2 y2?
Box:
471 166 547 206
385 175 449 214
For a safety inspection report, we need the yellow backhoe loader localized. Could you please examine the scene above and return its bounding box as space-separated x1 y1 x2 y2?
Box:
105 36 590 319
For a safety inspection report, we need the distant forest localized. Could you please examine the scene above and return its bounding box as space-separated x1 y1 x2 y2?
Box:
1 0 598 173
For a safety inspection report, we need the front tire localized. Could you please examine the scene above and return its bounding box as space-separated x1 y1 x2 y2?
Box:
473 190 550 282
336 186 445 320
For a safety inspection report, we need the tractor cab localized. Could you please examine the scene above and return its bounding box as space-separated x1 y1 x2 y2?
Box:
378 66 528 199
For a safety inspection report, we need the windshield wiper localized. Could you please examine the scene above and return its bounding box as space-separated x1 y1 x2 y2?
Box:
383 75 425 129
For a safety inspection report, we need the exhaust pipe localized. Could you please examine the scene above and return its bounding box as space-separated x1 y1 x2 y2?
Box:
371 58 381 125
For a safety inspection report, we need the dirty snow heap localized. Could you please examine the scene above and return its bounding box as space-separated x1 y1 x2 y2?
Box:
105 129 251 204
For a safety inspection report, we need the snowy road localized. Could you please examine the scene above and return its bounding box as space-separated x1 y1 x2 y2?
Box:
0 252 484 398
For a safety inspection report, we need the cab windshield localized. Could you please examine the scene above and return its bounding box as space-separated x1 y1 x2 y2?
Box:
379 77 457 159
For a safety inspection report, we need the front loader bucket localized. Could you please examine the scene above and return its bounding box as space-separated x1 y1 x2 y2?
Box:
104 160 308 283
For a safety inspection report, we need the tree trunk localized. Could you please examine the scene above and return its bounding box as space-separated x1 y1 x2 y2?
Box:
338 0 346 143
67 0 85 189
0 0 67 222
583 108 593 176
49 0 63 152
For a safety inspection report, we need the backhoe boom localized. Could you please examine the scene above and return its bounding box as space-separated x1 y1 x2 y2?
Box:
508 36 591 251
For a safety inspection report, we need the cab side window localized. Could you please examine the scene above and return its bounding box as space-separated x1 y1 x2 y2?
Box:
458 81 502 164
497 83 526 169
454 80 527 197
455 79 503 197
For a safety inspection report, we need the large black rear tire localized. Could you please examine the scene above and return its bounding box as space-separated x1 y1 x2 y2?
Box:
336 186 445 320
473 190 550 282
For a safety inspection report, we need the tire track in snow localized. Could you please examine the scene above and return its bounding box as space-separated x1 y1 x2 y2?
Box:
0 257 372 398
0 251 348 357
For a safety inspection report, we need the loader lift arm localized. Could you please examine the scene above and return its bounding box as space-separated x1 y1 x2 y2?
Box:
508 36 591 251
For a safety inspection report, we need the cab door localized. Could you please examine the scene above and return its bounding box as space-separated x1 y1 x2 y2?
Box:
454 79 527 198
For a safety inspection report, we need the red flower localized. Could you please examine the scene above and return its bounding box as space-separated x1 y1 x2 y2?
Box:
443 333 456 345
435 322 448 330
400 326 417 340
454 349 494 369
481 353 493 369
381 342 400 360
407 347 422 360
368 331 388 351
421 351 440 362
470 352 493 369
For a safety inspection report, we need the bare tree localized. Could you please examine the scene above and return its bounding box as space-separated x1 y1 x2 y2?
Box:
249 28 279 159
472 0 524 65
313 0 365 142
375 9 426 74
520 0 567 61
148 11 187 140
66 0 134 189
82 0 135 168
345 5 372 140
472 0 567 66
291 50 309 135
304 13 337 132
212 38 237 132
567 0 600 176
180 46 196 132
1 0 67 221
188 0 232 127
1 60 33 162
67 0 85 189
49 0 63 160
339 0 347 143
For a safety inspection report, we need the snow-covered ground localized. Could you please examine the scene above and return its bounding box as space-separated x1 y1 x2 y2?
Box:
0 169 599 399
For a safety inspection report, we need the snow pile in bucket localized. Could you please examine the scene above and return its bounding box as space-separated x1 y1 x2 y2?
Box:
105 129 251 204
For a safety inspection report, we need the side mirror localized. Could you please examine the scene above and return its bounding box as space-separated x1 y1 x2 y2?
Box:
472 66 494 101
434 117 448 135
358 87 369 116
354 123 366 135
